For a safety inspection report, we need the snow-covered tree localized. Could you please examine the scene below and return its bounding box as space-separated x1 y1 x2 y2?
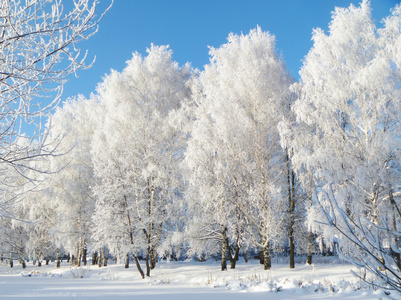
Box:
291 1 401 292
185 27 294 270
44 95 101 267
91 45 191 278
18 178 56 268
0 0 111 218
0 137 52 269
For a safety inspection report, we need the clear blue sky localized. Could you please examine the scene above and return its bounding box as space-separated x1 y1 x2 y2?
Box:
61 0 399 102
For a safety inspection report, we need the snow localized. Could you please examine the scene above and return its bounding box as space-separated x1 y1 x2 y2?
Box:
0 259 391 299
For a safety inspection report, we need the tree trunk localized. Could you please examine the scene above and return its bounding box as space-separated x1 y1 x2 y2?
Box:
145 245 151 277
124 253 129 269
230 244 240 269
9 257 13 268
150 247 157 270
133 255 145 279
221 226 227 271
82 247 87 266
289 230 295 269
70 250 75 266
145 177 155 276
263 243 271 270
124 192 145 279
38 260 42 267
46 259 49 265
389 188 401 270
20 259 26 269
223 224 240 270
103 247 108 267
92 251 97 265
77 244 81 267
98 248 102 268
286 149 295 269
56 248 61 268
259 249 264 265
306 175 313 265
307 230 313 265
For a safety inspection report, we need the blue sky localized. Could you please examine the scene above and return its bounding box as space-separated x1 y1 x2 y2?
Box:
61 0 398 102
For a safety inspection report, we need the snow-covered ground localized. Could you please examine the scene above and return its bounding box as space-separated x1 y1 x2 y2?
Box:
0 258 394 299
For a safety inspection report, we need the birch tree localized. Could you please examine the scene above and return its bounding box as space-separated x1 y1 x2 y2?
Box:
186 27 293 270
91 45 191 278
44 96 101 266
291 1 401 293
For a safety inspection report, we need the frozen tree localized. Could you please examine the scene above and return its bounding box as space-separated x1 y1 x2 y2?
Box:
185 79 250 270
44 95 101 267
0 136 52 268
18 176 55 267
279 91 320 266
0 217 27 268
291 1 401 293
0 0 111 218
91 45 191 278
185 27 293 270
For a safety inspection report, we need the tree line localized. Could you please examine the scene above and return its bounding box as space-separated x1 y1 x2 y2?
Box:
0 0 401 293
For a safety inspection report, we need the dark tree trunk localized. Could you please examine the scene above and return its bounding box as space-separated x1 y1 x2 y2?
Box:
103 248 108 267
306 175 314 265
307 230 313 265
289 233 295 269
286 148 295 269
38 260 42 267
9 258 13 268
82 247 87 266
229 244 240 269
133 255 145 279
20 259 26 269
145 177 156 277
124 253 129 269
92 251 97 265
145 246 151 277
259 250 264 265
46 259 49 265
56 248 61 268
221 226 227 271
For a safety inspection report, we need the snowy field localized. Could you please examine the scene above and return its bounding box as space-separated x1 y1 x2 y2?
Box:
0 258 394 299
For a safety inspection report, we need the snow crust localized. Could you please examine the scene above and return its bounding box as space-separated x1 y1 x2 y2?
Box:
0 259 390 299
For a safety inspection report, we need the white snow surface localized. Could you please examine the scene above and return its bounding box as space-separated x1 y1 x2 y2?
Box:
0 258 394 299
